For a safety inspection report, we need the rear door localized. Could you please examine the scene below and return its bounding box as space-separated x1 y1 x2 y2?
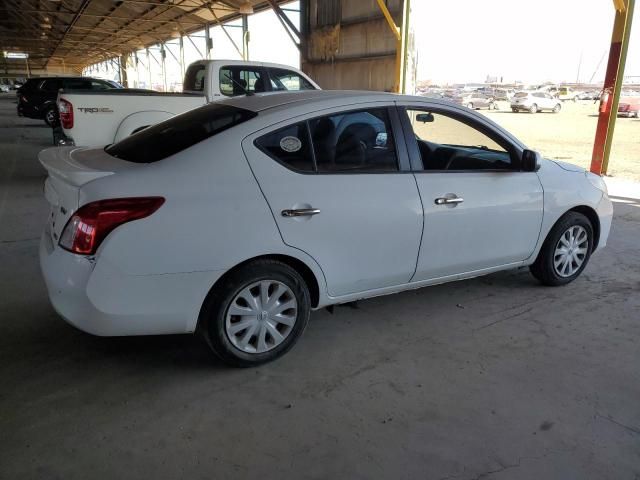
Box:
243 104 423 297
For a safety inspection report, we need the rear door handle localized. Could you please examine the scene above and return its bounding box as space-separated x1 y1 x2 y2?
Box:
281 208 321 217
434 197 464 205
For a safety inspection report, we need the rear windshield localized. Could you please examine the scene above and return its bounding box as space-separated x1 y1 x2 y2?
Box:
105 104 257 163
514 92 528 98
184 64 206 91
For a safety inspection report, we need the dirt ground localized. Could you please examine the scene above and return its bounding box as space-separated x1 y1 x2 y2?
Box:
482 101 640 181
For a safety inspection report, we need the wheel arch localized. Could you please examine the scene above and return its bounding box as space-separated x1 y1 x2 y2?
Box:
569 205 601 250
199 254 322 318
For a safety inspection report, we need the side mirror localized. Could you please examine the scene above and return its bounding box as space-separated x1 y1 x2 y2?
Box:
416 113 434 123
521 149 541 172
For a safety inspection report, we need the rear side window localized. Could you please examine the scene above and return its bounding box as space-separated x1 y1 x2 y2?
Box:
41 79 63 92
90 80 112 90
105 104 257 163
184 64 206 91
255 122 314 172
310 109 398 172
63 79 91 90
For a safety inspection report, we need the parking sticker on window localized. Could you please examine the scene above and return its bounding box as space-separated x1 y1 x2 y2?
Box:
280 136 302 153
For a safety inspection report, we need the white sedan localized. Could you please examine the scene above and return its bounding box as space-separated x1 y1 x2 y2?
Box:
39 91 612 366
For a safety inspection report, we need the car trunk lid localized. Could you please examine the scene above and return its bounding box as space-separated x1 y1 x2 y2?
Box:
39 146 135 243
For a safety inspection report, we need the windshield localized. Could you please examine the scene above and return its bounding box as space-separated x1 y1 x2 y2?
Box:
105 104 257 163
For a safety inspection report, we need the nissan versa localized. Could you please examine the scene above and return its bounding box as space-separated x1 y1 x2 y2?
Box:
39 91 612 366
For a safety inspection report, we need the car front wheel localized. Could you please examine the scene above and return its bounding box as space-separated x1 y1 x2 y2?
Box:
530 211 594 286
200 259 311 367
553 104 561 113
529 104 538 114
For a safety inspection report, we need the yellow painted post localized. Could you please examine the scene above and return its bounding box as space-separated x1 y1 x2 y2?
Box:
375 0 402 92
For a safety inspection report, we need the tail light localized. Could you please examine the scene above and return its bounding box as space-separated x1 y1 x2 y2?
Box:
58 98 74 129
59 197 165 255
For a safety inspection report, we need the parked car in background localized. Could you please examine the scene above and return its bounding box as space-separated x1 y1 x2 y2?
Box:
0 84 10 93
617 96 640 118
552 87 579 102
17 76 122 126
454 91 498 110
57 59 320 147
38 90 611 366
511 91 562 113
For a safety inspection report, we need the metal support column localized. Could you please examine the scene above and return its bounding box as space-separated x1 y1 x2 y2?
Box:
146 47 152 89
242 14 249 60
179 36 186 79
160 43 167 92
119 54 128 87
376 0 409 93
205 24 212 59
590 0 635 175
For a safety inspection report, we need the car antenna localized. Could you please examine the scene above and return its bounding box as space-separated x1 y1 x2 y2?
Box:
224 73 254 96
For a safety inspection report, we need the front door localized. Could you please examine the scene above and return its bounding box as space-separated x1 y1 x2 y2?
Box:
243 106 423 297
400 105 544 280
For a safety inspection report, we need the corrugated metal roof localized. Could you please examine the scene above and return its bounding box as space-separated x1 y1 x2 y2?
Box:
0 0 291 72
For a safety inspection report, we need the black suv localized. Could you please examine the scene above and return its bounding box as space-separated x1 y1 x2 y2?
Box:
17 77 121 126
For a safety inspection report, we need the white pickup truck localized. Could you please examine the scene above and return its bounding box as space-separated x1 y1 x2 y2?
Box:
57 59 320 147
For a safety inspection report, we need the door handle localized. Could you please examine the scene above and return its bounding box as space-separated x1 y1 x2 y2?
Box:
434 197 464 205
281 208 321 217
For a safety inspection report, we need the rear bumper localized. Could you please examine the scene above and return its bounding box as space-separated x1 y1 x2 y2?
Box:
510 104 531 111
39 229 221 336
617 111 637 117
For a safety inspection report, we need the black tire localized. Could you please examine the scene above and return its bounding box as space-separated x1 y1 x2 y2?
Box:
530 212 594 286
553 103 561 113
529 103 538 114
467 102 474 109
44 105 59 127
199 259 311 367
512 108 519 113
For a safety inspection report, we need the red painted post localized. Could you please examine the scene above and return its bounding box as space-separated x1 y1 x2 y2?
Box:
590 0 635 175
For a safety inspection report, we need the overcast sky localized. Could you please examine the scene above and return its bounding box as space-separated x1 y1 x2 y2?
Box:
412 0 639 84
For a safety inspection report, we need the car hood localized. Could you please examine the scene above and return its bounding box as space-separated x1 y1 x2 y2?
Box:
548 159 586 173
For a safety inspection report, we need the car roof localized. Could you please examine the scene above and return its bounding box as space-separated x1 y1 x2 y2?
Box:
222 90 433 113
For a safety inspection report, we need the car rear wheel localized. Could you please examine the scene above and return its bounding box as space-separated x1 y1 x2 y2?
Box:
530 212 594 286
512 108 519 113
200 259 311 367
467 102 474 109
529 104 538 114
44 106 59 127
553 104 561 113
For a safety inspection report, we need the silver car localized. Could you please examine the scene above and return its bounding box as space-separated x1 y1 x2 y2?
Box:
511 91 562 113
455 92 498 110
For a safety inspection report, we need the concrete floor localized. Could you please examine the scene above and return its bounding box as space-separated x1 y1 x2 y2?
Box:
1 93 639 480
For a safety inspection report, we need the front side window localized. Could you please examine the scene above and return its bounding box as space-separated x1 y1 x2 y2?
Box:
406 109 513 171
255 122 314 172
106 104 257 163
268 68 315 91
219 66 266 96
